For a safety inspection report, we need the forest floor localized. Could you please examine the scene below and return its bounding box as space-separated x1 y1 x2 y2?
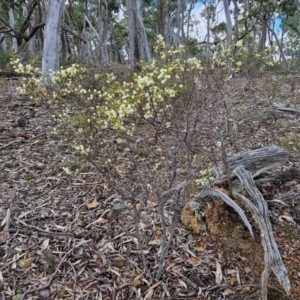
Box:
1 73 300 300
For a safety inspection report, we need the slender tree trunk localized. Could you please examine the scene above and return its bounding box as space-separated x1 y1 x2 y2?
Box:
232 0 239 42
37 0 44 52
176 0 185 45
80 0 89 63
98 0 109 68
259 14 268 51
223 0 232 44
157 0 165 38
0 34 7 52
186 2 195 43
61 31 67 65
267 24 288 70
42 0 65 76
126 0 140 72
9 7 18 53
136 0 151 61
206 10 210 62
112 26 124 63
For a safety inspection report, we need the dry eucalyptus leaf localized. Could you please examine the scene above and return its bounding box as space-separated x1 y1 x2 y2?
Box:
133 279 142 287
215 260 223 284
18 257 35 269
113 256 126 268
86 202 100 209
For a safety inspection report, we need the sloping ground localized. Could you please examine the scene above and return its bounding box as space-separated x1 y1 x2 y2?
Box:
0 74 300 300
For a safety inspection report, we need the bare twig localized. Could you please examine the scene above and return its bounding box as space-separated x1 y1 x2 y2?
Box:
0 140 22 150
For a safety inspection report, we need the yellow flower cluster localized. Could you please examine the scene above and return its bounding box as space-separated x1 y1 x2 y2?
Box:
10 37 275 159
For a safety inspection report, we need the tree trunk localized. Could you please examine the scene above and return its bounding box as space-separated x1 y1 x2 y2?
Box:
232 0 239 42
136 0 151 62
126 0 140 72
42 0 65 77
98 0 109 68
9 7 18 53
223 0 232 44
0 34 7 52
259 14 268 51
267 23 288 71
157 0 165 38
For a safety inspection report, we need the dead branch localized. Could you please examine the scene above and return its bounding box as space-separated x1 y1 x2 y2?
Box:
233 165 290 299
212 145 289 184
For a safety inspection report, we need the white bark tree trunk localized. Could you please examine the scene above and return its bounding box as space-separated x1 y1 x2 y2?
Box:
98 0 109 68
232 0 239 42
267 24 288 70
42 0 65 76
223 0 232 44
136 0 151 62
0 34 7 52
9 8 18 53
126 0 140 72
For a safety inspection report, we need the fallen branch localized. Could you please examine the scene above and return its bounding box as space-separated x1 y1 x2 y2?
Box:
234 165 290 299
183 146 291 300
212 145 289 181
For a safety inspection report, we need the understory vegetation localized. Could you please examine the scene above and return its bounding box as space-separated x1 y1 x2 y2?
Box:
2 39 300 300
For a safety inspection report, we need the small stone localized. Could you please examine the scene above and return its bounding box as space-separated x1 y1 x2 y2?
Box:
133 279 142 287
104 209 118 220
115 138 126 145
111 198 127 211
77 219 86 227
113 256 126 267
39 289 51 300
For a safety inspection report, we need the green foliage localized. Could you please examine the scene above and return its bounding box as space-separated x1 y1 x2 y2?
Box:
211 22 227 34
0 51 16 70
11 36 276 161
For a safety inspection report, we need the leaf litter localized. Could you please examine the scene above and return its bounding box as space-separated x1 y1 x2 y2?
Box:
0 75 300 299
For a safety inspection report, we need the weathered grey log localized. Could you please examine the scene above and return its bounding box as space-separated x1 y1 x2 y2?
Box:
212 145 289 183
186 165 290 300
256 168 300 183
233 166 290 299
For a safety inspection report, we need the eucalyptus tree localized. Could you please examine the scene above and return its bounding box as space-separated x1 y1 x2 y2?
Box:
222 0 232 43
42 0 65 76
200 0 217 60
126 0 140 72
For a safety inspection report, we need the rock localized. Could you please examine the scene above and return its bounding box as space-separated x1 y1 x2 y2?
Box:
111 198 127 211
113 256 126 267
